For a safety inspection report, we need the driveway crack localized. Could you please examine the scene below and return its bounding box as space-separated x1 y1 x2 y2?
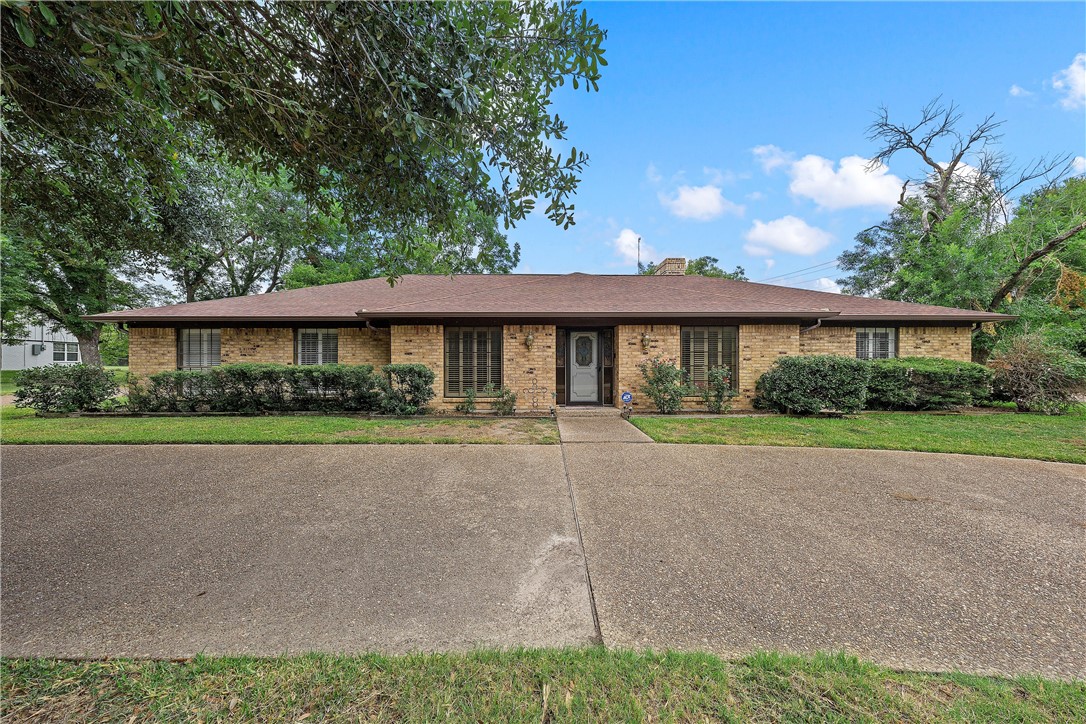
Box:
559 438 603 646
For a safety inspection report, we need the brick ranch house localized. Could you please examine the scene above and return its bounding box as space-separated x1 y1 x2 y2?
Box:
86 259 1012 412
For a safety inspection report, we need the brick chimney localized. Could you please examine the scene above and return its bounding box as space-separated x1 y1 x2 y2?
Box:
653 257 687 276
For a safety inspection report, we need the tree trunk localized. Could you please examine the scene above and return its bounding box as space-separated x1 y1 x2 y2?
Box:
77 327 103 367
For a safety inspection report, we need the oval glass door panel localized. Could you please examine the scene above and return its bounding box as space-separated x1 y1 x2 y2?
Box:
569 332 599 403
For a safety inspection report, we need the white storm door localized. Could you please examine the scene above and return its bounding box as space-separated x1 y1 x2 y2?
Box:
569 332 599 403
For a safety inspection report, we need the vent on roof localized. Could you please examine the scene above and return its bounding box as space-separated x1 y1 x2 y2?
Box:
653 257 687 276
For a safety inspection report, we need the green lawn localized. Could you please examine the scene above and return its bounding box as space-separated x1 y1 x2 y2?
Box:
0 406 559 445
632 408 1086 464
3 649 1082 722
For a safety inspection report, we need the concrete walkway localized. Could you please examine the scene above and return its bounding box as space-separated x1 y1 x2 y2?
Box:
556 407 653 443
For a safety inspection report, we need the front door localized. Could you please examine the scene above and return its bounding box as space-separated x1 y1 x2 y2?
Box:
569 331 599 403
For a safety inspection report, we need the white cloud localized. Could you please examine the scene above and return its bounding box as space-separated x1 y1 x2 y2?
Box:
752 144 793 173
788 155 903 210
746 191 766 202
612 228 652 265
1053 53 1086 110
743 216 833 256
806 277 842 294
645 163 662 184
1074 156 1086 174
764 259 776 270
658 185 744 221
1008 84 1033 98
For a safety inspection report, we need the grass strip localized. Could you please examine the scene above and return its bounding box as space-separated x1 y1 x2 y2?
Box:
0 406 559 445
632 408 1086 464
3 649 1083 722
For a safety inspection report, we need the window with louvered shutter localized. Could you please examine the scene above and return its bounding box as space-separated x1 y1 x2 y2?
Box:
444 327 502 396
855 328 897 359
295 328 338 365
177 329 221 370
681 326 738 388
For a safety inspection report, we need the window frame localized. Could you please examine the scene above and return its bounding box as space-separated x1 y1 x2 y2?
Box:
176 328 222 371
444 326 503 397
294 328 339 365
52 342 79 362
855 327 898 359
680 326 739 390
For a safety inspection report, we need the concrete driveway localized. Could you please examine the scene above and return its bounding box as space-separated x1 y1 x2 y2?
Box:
2 440 1083 678
563 443 1086 679
1 445 594 657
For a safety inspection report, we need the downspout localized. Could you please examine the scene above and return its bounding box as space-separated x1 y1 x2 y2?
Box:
800 317 831 334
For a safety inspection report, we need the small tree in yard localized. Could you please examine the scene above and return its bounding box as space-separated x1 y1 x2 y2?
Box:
639 357 691 414
989 334 1086 415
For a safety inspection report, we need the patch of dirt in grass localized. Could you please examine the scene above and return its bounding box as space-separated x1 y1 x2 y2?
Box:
335 419 557 444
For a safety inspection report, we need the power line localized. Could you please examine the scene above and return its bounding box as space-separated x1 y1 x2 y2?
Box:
756 259 839 283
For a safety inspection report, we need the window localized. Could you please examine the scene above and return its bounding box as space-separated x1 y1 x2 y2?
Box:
52 342 79 362
855 327 897 359
681 326 739 388
444 327 502 396
177 328 221 370
295 328 338 365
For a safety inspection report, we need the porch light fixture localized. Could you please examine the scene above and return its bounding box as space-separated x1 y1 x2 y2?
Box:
640 332 651 351
524 331 535 350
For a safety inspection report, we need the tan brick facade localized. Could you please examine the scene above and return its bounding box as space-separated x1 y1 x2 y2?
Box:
613 324 681 412
797 324 972 363
220 327 293 365
129 327 177 377
899 326 972 362
127 320 975 411
340 327 392 367
797 325 855 356
736 324 801 409
389 324 446 407
502 325 556 412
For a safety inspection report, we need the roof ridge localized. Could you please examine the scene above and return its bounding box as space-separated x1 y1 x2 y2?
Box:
359 275 555 313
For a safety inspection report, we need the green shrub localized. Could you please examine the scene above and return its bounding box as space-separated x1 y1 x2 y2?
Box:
127 363 384 413
13 364 120 413
701 365 738 414
755 355 870 415
378 364 436 415
454 388 477 413
639 357 691 414
989 334 1086 415
867 357 992 410
490 385 517 416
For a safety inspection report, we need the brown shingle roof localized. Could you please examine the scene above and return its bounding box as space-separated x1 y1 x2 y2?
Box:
84 274 1014 324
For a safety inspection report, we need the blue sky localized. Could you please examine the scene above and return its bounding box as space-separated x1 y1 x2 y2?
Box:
510 1 1086 292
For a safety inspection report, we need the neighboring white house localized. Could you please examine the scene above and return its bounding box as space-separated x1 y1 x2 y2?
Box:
1 323 81 371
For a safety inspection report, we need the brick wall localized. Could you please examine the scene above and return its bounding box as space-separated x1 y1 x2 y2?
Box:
613 324 681 412
899 326 972 362
340 327 391 367
502 325 556 412
797 324 973 362
390 324 446 408
129 327 176 377
220 327 293 365
736 323 800 409
798 325 855 356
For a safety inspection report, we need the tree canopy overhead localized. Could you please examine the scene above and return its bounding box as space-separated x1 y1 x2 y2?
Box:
2 0 606 231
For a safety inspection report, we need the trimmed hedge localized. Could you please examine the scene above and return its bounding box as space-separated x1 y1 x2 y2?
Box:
866 357 992 410
127 363 434 415
13 364 120 413
755 356 871 415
